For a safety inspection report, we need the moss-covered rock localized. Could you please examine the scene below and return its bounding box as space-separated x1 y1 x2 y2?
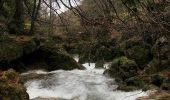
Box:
23 45 85 71
116 76 145 91
0 69 29 100
40 45 85 70
0 41 23 63
125 76 144 87
104 56 138 80
0 36 38 71
117 85 140 92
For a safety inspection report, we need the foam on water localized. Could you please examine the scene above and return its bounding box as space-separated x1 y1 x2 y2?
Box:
24 56 149 100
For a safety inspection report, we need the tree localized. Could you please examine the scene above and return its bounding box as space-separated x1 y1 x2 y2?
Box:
8 0 25 34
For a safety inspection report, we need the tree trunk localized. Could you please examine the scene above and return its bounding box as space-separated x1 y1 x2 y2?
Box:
8 0 24 34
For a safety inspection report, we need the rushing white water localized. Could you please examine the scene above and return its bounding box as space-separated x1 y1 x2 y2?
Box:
24 56 149 100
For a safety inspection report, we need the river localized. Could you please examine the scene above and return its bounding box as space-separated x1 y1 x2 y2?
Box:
22 56 149 100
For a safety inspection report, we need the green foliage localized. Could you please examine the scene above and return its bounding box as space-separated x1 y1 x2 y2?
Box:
125 76 144 87
0 42 23 62
144 59 159 75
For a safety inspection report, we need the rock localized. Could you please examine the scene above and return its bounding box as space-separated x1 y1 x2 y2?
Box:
24 45 85 71
136 91 170 100
125 76 144 87
0 69 29 100
117 76 145 91
0 40 23 63
104 56 138 80
117 85 139 92
0 36 38 71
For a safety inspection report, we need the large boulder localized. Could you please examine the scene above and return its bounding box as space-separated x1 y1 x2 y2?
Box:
0 69 29 100
104 56 138 80
22 45 85 71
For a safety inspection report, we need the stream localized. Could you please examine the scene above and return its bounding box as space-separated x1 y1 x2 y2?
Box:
22 56 149 100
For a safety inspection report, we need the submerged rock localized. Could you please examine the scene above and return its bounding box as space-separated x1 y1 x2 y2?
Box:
0 69 29 100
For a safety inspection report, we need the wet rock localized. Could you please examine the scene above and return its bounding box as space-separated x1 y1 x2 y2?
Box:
104 56 138 80
136 91 170 100
125 76 144 87
0 69 29 100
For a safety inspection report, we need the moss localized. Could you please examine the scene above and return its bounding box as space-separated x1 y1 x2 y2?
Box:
23 45 85 71
104 56 138 80
142 84 159 91
0 69 29 100
117 85 139 92
0 41 23 63
125 76 145 87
